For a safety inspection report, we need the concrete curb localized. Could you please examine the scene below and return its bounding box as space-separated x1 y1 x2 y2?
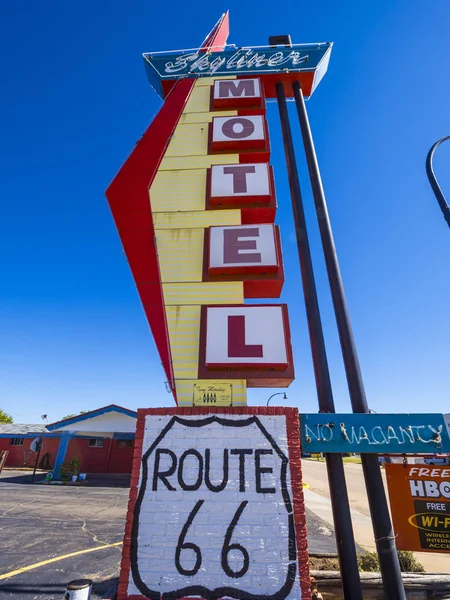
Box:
312 571 450 599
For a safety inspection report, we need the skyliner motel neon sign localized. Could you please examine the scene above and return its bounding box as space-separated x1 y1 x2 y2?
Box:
143 43 333 98
106 13 333 407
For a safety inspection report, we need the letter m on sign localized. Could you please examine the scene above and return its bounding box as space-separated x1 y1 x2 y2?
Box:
213 78 264 110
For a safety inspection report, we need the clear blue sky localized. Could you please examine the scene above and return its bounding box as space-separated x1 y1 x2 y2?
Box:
1 1 450 423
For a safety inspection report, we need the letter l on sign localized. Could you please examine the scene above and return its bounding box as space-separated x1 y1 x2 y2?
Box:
228 315 263 358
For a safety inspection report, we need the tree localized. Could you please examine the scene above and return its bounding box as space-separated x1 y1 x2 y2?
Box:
61 410 88 421
0 410 13 424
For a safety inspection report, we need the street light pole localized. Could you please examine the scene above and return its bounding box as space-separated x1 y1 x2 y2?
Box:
266 392 287 406
426 135 450 228
32 415 48 483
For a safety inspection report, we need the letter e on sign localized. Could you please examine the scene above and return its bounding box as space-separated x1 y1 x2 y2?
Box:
204 305 289 370
212 78 264 110
209 224 279 275
209 163 273 206
210 115 268 154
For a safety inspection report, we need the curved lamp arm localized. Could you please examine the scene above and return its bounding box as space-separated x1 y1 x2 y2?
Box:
426 135 450 228
266 392 287 406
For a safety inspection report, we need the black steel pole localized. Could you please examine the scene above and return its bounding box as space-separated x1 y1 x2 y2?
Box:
32 438 43 483
276 81 362 599
292 80 405 599
426 135 450 228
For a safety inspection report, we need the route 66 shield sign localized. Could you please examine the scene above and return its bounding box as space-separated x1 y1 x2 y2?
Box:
121 408 309 600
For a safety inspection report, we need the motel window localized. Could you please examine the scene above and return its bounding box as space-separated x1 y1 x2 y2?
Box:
10 438 24 446
117 439 133 449
88 438 104 448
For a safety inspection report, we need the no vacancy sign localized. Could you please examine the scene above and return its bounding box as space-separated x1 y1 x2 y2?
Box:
118 407 310 600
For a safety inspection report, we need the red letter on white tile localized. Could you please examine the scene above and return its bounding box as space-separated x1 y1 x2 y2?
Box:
209 224 279 275
211 115 267 153
204 305 289 369
209 163 272 206
213 78 263 110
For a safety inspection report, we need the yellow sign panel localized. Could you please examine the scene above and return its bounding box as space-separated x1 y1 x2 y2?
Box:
193 382 233 406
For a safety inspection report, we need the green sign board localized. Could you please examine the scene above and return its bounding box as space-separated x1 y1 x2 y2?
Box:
143 43 332 97
300 413 450 454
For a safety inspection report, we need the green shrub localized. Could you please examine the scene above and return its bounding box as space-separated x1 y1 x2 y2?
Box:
397 550 425 573
358 552 379 572
358 550 424 573
67 456 80 476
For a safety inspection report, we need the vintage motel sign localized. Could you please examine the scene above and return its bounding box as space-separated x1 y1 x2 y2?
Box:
107 12 333 600
106 12 332 406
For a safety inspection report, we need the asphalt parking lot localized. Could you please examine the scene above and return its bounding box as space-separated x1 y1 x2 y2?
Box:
0 470 129 599
0 470 337 599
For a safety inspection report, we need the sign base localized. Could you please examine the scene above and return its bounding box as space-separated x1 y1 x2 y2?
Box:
118 406 310 600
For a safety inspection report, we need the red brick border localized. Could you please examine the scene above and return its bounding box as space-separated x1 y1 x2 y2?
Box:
118 406 310 600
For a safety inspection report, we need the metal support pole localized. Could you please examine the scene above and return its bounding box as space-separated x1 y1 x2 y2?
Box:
292 80 405 599
32 440 42 483
275 81 362 599
426 135 450 228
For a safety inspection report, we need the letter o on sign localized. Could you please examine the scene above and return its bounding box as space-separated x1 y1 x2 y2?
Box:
211 115 267 153
221 117 255 139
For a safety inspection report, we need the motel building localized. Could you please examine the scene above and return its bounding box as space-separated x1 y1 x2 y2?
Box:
0 404 137 476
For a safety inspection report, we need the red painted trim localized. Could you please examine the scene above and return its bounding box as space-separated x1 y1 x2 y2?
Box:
241 204 277 225
200 11 230 51
286 408 312 600
162 65 316 102
106 14 230 404
106 78 195 398
238 71 316 99
242 278 283 298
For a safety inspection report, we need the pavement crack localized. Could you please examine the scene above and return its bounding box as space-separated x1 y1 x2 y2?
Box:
78 517 109 546
1 499 37 517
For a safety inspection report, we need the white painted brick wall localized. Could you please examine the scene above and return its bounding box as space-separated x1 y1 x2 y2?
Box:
128 414 302 600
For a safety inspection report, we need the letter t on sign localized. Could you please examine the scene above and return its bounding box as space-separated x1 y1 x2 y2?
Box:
222 165 256 193
209 163 273 207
